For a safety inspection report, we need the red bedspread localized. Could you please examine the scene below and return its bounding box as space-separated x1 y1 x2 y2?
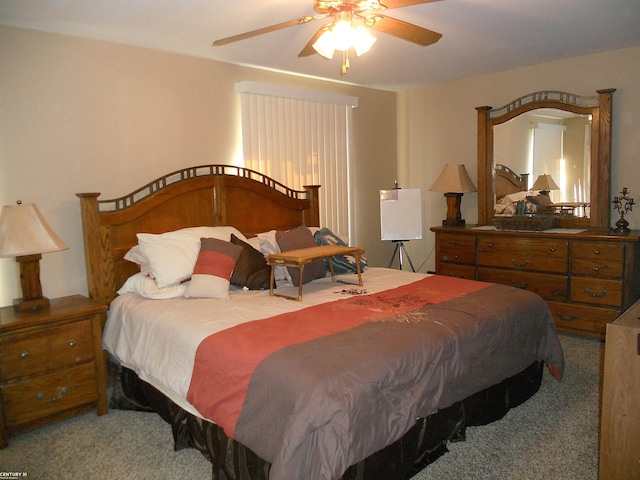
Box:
187 275 563 480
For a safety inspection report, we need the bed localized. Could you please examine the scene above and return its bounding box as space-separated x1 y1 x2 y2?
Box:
77 165 564 480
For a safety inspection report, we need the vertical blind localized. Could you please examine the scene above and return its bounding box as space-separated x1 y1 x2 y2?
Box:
237 81 358 239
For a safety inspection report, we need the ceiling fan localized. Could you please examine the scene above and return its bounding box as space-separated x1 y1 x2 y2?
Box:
213 0 443 74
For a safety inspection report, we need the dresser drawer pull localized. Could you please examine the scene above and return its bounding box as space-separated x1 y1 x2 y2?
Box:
36 386 68 402
20 351 30 359
511 280 529 289
593 249 601 255
453 240 459 245
557 312 578 322
511 259 530 268
488 242 494 248
549 247 556 252
453 255 459 260
584 288 607 298
69 340 77 347
592 267 600 272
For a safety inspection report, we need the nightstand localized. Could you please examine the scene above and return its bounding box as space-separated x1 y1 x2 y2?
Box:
0 295 108 448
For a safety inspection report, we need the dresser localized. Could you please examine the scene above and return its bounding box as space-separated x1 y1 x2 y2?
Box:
431 226 640 338
0 295 108 448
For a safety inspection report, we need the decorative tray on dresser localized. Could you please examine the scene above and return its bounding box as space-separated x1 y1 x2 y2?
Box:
0 295 108 448
431 226 640 338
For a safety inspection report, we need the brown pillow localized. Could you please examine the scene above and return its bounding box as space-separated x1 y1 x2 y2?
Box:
276 226 326 287
229 234 271 290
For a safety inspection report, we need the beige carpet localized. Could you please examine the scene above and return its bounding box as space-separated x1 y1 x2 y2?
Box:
0 334 601 480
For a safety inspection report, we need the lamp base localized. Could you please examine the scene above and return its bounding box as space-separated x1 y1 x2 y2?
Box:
14 253 49 313
13 296 50 313
442 219 466 228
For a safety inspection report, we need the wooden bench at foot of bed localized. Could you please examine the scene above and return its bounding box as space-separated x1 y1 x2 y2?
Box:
266 245 365 301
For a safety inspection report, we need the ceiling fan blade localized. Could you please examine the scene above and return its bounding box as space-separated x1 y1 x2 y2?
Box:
380 0 443 9
298 26 328 57
213 15 323 46
370 15 442 46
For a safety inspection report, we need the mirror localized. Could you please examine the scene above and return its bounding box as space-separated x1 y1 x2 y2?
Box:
477 89 615 229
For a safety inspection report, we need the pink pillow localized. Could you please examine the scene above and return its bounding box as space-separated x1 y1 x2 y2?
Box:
185 238 242 300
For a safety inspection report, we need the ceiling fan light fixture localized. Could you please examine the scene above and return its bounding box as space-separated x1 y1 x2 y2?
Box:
312 18 377 60
352 25 376 56
313 29 336 59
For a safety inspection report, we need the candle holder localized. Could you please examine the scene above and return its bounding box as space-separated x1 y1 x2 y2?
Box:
612 187 634 234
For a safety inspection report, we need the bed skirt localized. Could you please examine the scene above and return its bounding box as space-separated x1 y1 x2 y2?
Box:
110 361 543 480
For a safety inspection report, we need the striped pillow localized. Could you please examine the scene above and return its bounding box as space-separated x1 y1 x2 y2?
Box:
185 238 242 300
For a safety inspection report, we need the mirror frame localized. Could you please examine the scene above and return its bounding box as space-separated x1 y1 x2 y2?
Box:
476 88 615 229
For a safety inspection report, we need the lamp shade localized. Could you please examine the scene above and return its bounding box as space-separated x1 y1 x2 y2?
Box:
0 203 68 258
532 174 560 191
429 164 477 193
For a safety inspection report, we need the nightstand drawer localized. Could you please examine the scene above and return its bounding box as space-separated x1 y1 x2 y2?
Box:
1 362 98 427
0 320 94 380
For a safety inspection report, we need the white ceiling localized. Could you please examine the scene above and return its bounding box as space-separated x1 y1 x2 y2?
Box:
2 0 639 91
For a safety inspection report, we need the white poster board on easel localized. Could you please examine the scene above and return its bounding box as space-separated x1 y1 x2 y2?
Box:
380 189 423 241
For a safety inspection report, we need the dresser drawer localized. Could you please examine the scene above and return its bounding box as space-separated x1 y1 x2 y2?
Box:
1 362 98 427
438 234 476 264
0 320 94 381
571 277 623 307
478 237 569 273
571 241 624 278
438 264 476 279
478 267 568 301
547 301 620 337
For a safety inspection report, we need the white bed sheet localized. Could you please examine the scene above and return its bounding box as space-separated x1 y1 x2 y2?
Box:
103 267 429 420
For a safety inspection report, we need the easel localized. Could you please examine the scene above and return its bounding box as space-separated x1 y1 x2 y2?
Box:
388 240 416 272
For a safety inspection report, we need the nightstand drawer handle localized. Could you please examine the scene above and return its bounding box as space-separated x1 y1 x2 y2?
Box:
593 267 600 272
36 387 68 402
585 288 607 298
593 249 601 255
69 340 77 347
20 351 30 359
511 259 530 268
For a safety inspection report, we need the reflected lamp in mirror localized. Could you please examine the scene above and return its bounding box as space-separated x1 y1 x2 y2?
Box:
0 201 68 312
430 164 477 227
532 174 560 196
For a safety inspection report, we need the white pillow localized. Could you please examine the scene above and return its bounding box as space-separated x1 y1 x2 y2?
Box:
118 273 188 299
137 226 247 288
123 245 153 277
256 230 291 284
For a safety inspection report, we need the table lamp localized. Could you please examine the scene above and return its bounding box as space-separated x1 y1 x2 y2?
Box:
532 174 559 196
0 201 68 312
430 164 477 227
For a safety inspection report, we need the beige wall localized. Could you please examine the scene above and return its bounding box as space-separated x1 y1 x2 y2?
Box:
0 25 397 307
398 46 640 272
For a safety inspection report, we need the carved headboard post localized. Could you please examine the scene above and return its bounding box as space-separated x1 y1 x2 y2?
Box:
303 185 321 226
76 192 115 306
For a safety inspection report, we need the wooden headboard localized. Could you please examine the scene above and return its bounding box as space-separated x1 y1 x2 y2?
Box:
77 165 320 306
494 164 530 201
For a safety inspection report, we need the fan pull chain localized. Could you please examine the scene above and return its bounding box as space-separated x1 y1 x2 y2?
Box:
341 50 350 75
